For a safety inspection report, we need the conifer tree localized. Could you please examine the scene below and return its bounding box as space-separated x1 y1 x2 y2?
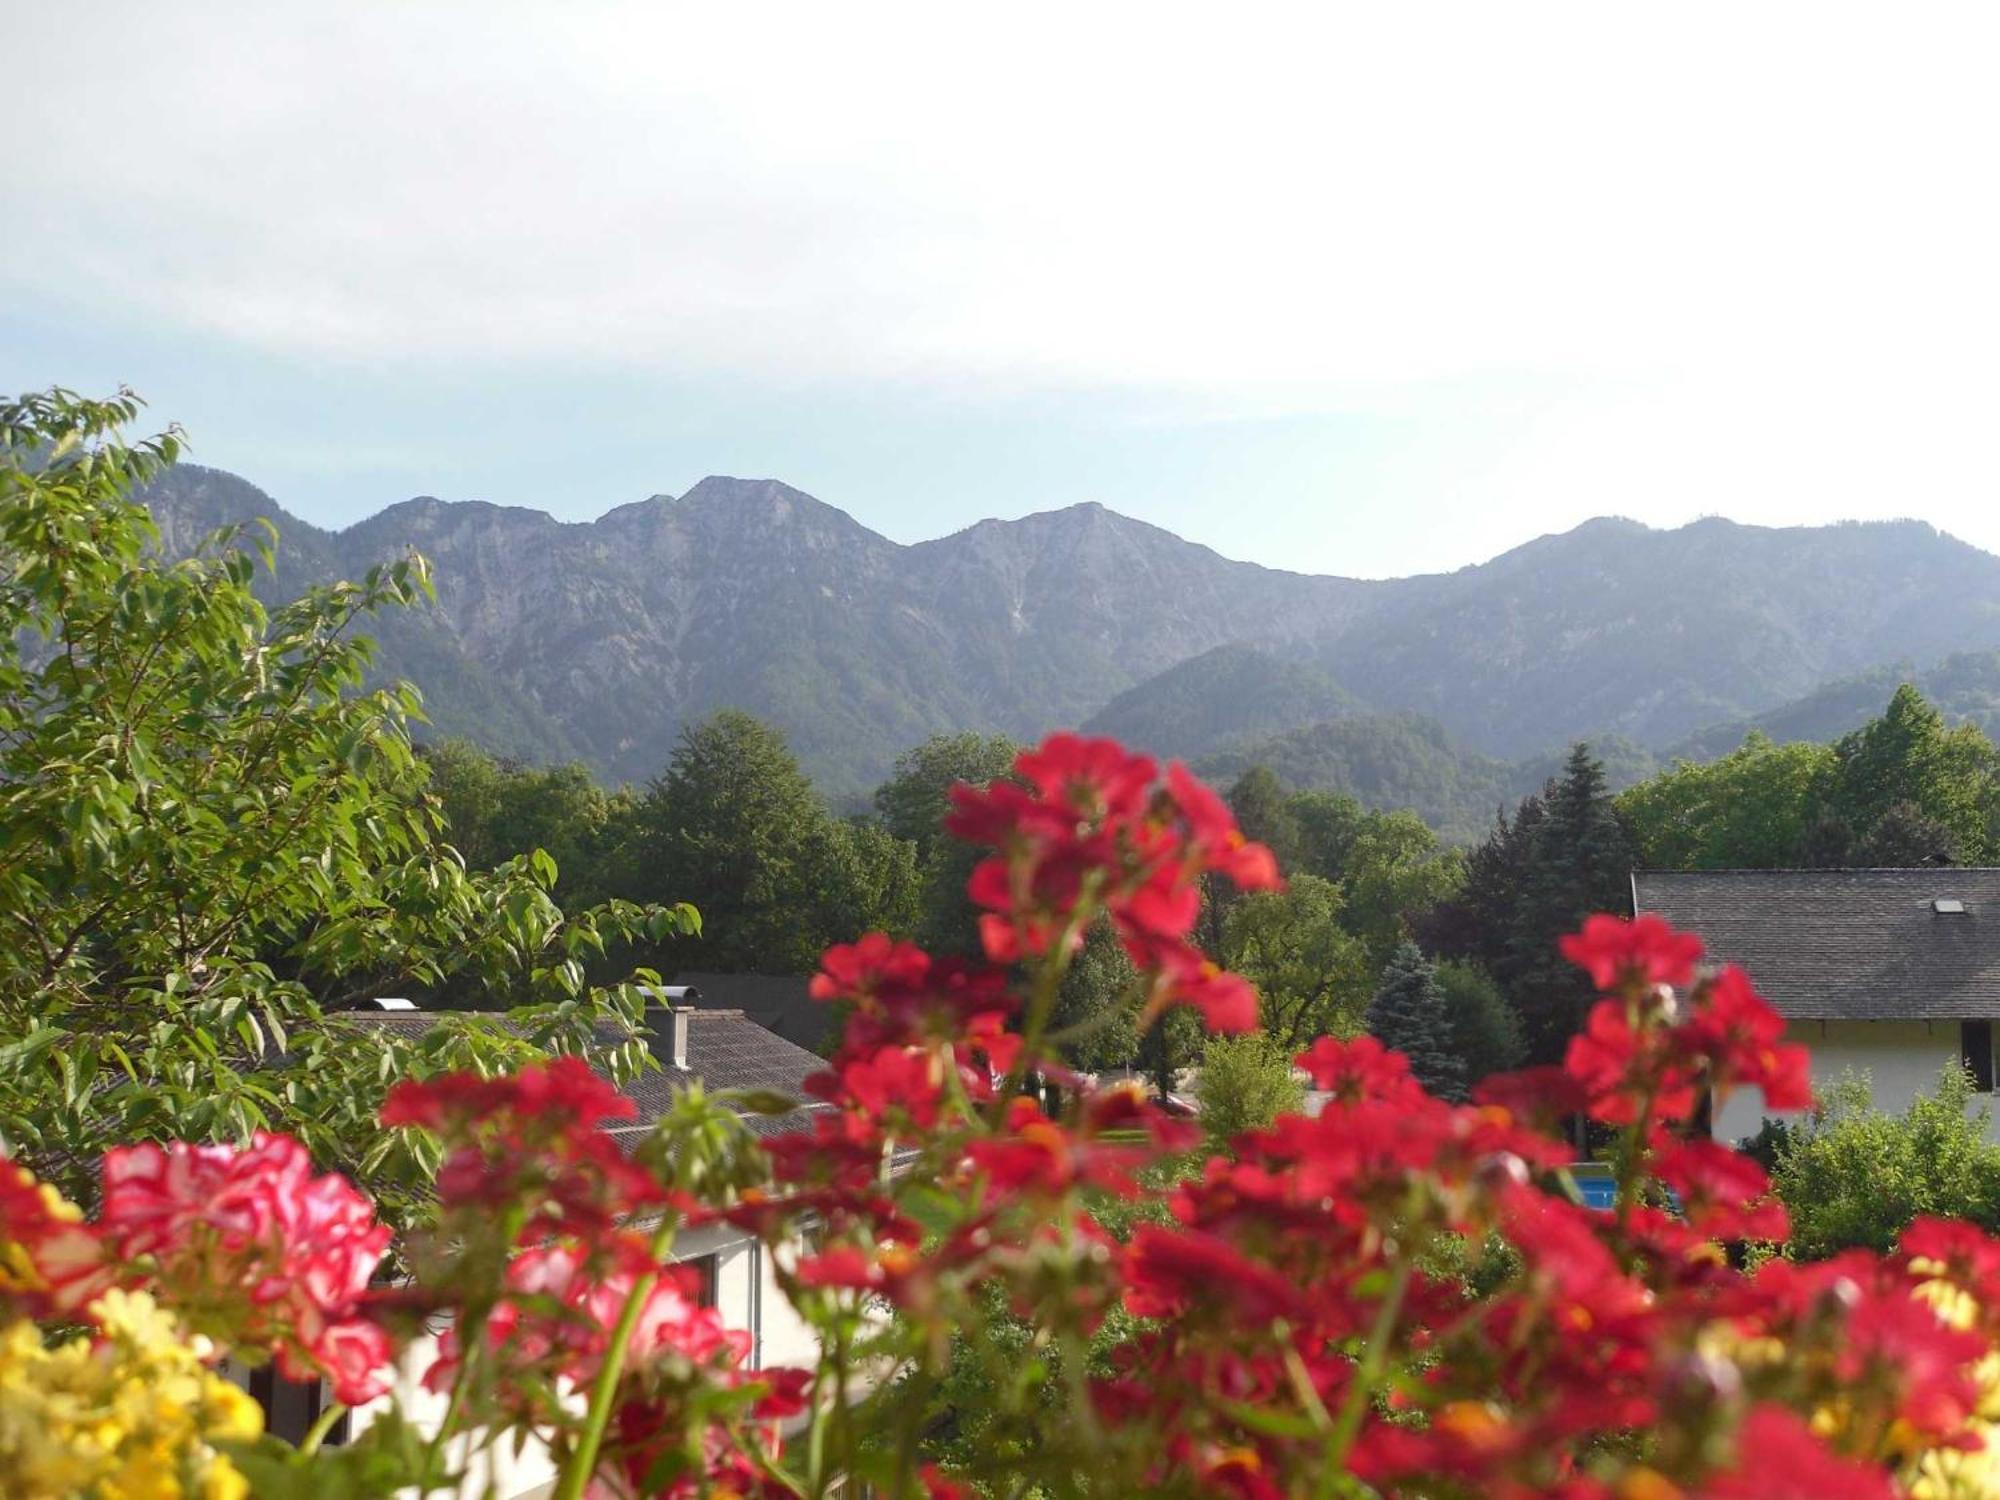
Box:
1366 942 1466 1103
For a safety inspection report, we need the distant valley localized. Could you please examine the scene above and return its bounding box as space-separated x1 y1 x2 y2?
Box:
139 466 2000 828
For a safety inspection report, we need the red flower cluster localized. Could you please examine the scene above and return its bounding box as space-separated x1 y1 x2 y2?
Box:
944 733 1279 1030
732 741 2000 1497
99 1133 394 1402
14 736 2000 1500
382 1056 666 1238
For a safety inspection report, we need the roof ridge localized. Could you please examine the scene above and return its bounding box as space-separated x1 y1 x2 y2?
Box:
1634 866 2000 875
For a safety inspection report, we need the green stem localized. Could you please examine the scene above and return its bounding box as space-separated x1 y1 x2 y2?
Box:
1319 1257 1414 1495
551 1215 680 1500
296 1400 347 1457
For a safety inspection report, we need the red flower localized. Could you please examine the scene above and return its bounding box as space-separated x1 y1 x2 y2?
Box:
1707 1406 1898 1499
1015 733 1159 823
1165 763 1283 891
1130 938 1258 1034
1652 1138 1789 1243
810 931 933 1004
380 1054 636 1135
1564 1000 1696 1126
1559 913 1703 994
1679 965 1813 1112
1297 1035 1421 1104
1123 1224 1303 1325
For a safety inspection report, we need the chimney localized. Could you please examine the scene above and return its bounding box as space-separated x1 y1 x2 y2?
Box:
671 1006 691 1070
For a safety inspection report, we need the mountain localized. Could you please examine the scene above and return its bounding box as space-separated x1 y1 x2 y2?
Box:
132 467 2000 800
1081 645 1359 760
1315 516 2000 758
135 468 1371 795
1192 715 1658 842
1671 650 2000 761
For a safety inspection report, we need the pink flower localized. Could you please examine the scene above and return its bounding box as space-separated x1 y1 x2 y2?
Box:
99 1133 392 1402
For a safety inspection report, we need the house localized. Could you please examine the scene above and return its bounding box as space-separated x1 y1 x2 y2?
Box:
1630 868 2000 1145
289 1001 841 1496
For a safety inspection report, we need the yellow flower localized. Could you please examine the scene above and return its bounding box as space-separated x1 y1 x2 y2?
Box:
0 1291 260 1499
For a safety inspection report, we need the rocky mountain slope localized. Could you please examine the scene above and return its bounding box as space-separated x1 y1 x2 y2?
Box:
135 466 2000 801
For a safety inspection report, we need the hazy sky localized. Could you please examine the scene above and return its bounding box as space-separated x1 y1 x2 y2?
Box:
6 3 1999 578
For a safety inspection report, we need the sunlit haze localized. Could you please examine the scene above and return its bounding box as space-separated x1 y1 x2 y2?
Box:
6 3 1998 577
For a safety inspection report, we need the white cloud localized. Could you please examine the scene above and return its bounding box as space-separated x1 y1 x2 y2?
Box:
6 1 2000 559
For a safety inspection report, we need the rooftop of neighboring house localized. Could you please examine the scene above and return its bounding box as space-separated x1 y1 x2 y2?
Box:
337 1004 836 1138
1631 867 2000 1021
669 971 829 1053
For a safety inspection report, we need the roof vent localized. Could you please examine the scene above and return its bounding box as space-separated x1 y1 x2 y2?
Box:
1935 898 1968 915
352 996 419 1011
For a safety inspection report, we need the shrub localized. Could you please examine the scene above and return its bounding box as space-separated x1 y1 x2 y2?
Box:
1774 1064 2000 1258
1195 1031 1305 1145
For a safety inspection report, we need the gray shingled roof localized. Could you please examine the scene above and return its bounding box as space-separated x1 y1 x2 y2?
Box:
1631 868 2000 1020
671 972 829 1053
338 1007 834 1137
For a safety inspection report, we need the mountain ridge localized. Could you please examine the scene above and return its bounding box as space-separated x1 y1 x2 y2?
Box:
133 463 2000 801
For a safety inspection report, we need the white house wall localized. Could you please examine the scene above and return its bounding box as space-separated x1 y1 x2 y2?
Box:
341 1227 822 1500
1712 1018 1998 1145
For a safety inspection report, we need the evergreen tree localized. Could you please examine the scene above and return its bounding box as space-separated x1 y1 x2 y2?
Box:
1365 943 1466 1102
1509 744 1636 1062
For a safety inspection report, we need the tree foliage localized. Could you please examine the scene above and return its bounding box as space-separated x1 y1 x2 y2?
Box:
873 731 1020 956
0 388 697 1225
1219 874 1370 1050
625 710 918 973
1621 686 2000 871
1434 959 1526 1087
1773 1066 2000 1258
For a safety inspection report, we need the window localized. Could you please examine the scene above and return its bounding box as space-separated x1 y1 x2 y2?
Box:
248 1366 349 1447
684 1252 720 1309
1963 1020 1995 1093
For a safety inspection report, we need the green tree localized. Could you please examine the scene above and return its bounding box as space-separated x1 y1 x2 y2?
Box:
1225 765 1302 874
0 388 696 1225
422 738 635 907
873 732 1019 956
1617 733 1834 870
1365 943 1466 1102
1434 959 1526 1086
1195 1032 1304 1146
873 731 1019 856
1825 685 1996 861
1335 810 1465 970
1853 800 1960 866
1220 874 1370 1049
1773 1066 2000 1258
1051 922 1142 1072
627 710 914 972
